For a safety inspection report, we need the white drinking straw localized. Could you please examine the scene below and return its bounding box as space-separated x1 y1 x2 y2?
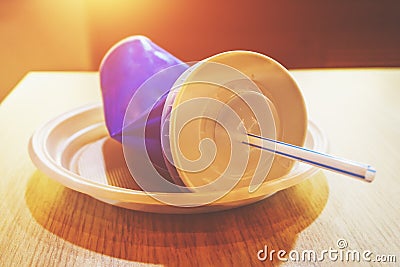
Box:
243 133 376 182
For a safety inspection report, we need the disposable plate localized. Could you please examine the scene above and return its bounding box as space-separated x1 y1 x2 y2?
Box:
29 104 328 214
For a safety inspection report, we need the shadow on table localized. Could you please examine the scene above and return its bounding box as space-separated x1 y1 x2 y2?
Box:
25 170 329 266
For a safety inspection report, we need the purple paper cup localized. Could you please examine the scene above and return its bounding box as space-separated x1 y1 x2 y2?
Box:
99 36 188 184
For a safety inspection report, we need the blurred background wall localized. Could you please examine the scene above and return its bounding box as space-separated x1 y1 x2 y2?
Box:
0 1 91 101
1 0 399 102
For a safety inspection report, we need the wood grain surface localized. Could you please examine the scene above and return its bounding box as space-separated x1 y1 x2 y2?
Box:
0 70 399 266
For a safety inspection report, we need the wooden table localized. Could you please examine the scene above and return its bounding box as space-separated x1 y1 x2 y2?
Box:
1 70 399 266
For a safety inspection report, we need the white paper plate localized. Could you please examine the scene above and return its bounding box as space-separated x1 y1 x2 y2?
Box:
29 104 328 214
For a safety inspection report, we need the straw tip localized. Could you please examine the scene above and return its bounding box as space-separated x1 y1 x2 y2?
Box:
365 165 376 182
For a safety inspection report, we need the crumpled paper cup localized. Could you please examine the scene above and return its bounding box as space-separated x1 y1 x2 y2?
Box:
100 37 307 198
